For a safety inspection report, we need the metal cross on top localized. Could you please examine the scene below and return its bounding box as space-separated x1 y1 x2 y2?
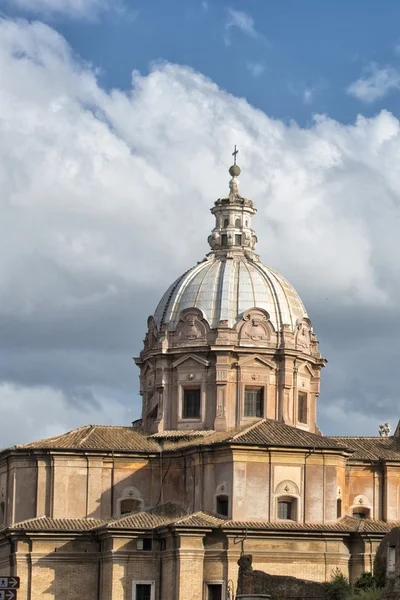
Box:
232 145 239 165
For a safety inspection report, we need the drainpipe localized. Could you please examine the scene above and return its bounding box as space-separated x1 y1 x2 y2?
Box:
111 451 115 517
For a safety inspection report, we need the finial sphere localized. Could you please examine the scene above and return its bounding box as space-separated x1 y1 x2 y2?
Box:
229 164 241 177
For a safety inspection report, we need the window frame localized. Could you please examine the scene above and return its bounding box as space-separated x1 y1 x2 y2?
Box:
132 581 155 600
216 495 229 517
336 498 342 519
204 581 226 600
276 495 298 521
297 391 308 424
137 537 153 551
244 386 264 418
182 387 201 420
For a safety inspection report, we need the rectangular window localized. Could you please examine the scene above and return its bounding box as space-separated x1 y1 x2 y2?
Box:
183 388 201 419
244 386 263 417
133 582 154 600
298 392 308 424
278 501 292 520
221 234 228 246
207 584 223 600
235 234 242 245
137 538 152 551
216 496 229 517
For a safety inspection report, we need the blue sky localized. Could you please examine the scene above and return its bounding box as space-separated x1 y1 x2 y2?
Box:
1 0 400 443
5 0 400 125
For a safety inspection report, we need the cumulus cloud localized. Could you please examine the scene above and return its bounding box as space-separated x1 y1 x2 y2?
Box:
1 18 400 443
5 0 129 19
347 63 400 103
225 9 258 44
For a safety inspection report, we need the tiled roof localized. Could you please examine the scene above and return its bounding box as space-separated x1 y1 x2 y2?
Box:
173 513 225 527
329 436 400 460
8 516 106 531
150 430 215 440
108 502 188 529
232 419 346 449
221 516 400 533
10 421 400 457
162 419 348 451
5 508 400 536
16 425 160 452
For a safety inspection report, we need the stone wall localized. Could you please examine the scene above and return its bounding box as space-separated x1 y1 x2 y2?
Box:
237 555 325 599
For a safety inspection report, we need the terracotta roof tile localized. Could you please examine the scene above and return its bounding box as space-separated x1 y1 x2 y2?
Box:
162 419 347 452
16 425 160 452
173 512 225 527
6 509 400 536
150 430 215 440
12 421 400 458
231 419 346 449
330 436 400 460
9 516 106 531
107 502 188 529
221 516 400 533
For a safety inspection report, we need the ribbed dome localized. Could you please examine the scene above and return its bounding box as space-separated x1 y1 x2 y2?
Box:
154 255 307 332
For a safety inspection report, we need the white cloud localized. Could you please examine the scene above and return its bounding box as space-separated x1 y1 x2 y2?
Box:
225 9 257 45
2 19 400 441
246 61 265 78
5 0 129 19
347 63 400 103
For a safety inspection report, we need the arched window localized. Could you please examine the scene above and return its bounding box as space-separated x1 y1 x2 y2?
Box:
117 486 144 516
235 218 241 228
277 497 297 520
223 218 229 228
337 498 342 519
120 498 142 515
351 495 371 520
216 495 229 517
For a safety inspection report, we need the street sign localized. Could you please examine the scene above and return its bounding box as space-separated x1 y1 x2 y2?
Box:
0 579 19 589
0 591 17 600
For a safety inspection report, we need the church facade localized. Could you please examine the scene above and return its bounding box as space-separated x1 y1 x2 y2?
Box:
0 159 400 600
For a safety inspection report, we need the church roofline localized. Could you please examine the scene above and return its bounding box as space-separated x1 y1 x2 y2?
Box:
3 506 399 536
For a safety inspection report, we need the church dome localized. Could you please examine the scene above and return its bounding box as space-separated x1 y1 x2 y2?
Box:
153 155 307 334
154 254 307 332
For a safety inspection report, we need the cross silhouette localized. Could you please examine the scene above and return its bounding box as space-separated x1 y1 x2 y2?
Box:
232 145 239 165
